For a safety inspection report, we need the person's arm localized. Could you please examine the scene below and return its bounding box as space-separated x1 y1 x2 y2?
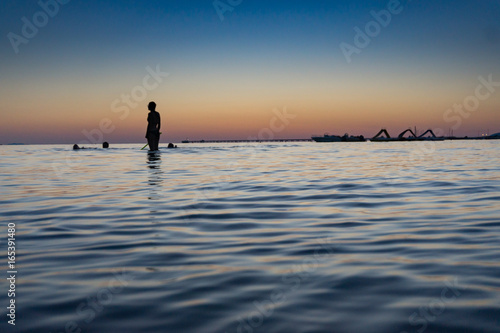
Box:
157 113 161 132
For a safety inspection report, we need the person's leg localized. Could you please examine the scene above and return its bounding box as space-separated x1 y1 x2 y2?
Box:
147 134 155 151
153 133 160 151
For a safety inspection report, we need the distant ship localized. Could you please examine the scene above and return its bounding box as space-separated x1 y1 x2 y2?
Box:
312 133 366 142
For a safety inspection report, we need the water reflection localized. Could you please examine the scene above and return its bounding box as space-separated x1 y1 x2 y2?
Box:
147 152 163 201
5 142 500 333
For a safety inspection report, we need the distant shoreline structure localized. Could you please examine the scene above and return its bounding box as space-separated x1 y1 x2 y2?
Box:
311 128 500 143
181 136 500 144
181 129 500 144
2 131 499 146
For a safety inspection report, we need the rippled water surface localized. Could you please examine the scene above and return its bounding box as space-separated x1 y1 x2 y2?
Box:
1 141 500 333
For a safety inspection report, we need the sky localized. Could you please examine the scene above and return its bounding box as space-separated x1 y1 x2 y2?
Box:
0 0 499 144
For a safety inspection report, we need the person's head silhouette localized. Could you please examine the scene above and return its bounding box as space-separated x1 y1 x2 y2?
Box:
148 101 156 111
102 142 109 149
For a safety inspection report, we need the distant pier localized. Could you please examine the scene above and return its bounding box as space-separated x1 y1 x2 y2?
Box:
181 139 313 143
369 128 500 142
179 129 499 144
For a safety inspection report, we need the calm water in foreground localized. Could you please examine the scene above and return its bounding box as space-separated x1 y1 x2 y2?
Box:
1 141 499 333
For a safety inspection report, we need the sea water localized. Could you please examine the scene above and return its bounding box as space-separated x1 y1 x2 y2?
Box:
0 141 499 333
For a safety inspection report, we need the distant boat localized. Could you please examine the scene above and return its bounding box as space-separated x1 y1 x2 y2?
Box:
181 139 190 143
312 134 366 142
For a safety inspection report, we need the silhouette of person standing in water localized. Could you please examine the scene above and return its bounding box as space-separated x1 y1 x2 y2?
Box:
145 101 161 151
